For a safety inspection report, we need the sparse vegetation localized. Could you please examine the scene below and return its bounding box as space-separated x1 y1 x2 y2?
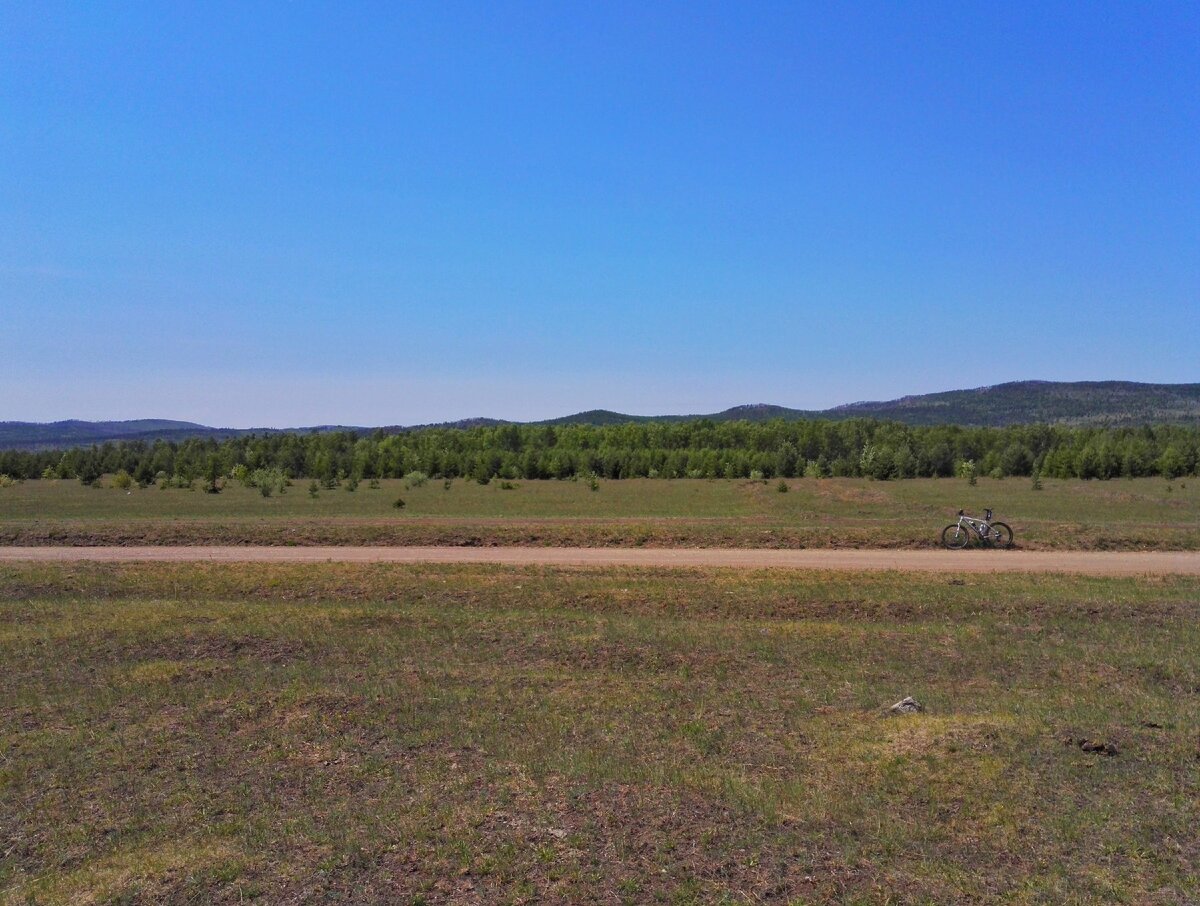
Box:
1 561 1197 903
2 477 1200 550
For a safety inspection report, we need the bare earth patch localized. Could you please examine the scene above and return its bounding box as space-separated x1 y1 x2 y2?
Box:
1 545 1198 575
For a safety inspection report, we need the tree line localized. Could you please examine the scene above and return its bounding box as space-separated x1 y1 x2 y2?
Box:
1 419 1197 484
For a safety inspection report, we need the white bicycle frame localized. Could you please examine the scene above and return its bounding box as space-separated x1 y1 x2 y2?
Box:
955 511 994 541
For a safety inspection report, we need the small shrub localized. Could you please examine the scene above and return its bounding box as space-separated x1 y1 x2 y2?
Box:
647 468 660 479
404 471 429 489
0 474 16 488
499 480 518 490
776 479 789 493
345 474 359 492
803 460 823 479
442 479 453 491
250 468 286 498
475 475 491 485
749 469 765 482
587 474 600 492
957 459 978 486
308 480 320 499
392 497 406 509
368 478 381 490
231 464 252 487
41 467 57 480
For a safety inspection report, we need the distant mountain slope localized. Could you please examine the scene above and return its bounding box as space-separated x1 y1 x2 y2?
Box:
829 381 1200 427
0 420 370 451
541 382 1200 427
3 381 1197 449
537 404 822 426
0 419 223 450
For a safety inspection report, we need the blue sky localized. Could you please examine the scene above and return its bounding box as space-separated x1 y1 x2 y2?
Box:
2 1 1197 426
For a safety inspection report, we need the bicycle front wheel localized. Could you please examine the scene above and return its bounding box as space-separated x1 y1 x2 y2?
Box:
942 524 970 549
986 522 1013 549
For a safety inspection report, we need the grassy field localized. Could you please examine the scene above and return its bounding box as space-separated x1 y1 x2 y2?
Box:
1 476 1198 549
2 561 1199 903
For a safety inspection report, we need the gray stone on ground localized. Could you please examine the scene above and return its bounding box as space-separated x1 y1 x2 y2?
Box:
889 696 924 715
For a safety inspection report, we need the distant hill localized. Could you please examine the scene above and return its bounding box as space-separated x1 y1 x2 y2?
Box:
540 382 1200 428
0 419 228 450
0 420 369 451
828 381 1200 427
3 381 1197 450
536 405 825 426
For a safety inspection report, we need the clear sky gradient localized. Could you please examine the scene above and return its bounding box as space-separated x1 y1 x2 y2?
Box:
2 2 1197 426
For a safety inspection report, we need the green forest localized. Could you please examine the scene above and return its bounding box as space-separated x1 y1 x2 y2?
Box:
1 419 1198 485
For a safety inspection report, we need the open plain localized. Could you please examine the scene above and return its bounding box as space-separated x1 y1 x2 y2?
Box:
3 561 1199 904
2 476 1198 550
4 476 1199 903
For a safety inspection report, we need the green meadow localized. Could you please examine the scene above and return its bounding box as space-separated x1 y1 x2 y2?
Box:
1 476 1196 549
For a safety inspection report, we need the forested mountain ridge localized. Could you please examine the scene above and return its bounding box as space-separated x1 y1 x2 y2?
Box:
3 381 1197 450
0 420 373 451
0 419 214 448
829 381 1200 427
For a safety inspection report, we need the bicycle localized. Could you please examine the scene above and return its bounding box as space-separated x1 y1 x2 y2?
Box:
941 508 1013 549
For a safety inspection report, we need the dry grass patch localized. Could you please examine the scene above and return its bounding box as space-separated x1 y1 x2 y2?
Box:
2 563 1198 903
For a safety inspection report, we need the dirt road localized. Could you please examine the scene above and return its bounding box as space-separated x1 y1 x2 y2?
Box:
1 546 1198 575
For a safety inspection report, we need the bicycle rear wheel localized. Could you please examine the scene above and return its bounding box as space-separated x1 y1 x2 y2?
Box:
942 524 970 549
986 522 1013 549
